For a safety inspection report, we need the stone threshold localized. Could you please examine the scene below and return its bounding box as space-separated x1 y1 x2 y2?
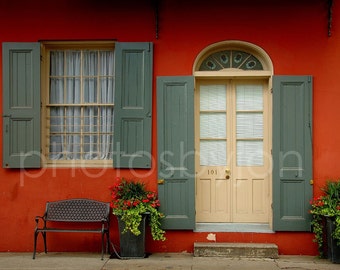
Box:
194 242 279 259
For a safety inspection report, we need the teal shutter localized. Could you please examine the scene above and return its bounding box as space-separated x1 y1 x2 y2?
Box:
2 43 41 168
273 75 313 231
157 76 195 229
113 42 153 168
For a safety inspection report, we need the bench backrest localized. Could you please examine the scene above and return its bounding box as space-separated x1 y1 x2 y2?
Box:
45 199 110 222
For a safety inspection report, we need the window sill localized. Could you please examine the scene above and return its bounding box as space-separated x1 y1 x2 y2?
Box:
43 160 113 168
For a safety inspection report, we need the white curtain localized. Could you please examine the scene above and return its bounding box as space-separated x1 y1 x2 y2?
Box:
49 50 114 160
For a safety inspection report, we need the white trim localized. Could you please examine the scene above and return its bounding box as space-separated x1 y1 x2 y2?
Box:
194 70 272 78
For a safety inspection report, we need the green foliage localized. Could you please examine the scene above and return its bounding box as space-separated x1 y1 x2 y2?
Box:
310 180 340 257
109 178 166 241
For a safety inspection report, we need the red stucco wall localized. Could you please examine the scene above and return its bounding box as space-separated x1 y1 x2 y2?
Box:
0 0 339 255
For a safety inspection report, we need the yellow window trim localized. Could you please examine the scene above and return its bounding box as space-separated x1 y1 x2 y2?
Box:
41 41 115 168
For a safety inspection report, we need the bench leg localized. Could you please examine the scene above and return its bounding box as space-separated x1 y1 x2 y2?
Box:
42 231 47 254
106 230 110 254
33 231 38 259
101 232 105 260
33 231 48 259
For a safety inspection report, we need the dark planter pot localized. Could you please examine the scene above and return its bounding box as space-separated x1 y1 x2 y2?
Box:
326 217 340 264
117 215 147 258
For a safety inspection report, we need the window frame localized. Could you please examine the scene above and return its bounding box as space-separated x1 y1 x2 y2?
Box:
41 41 116 168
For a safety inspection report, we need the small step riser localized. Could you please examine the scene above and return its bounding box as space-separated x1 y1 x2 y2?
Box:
194 243 279 259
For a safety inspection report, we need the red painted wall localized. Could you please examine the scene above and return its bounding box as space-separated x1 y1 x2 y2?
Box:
0 0 339 255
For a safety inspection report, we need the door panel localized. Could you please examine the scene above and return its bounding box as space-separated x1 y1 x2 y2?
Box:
196 167 231 222
196 79 270 223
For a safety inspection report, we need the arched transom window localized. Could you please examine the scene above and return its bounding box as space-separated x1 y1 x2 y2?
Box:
199 50 263 71
193 40 273 74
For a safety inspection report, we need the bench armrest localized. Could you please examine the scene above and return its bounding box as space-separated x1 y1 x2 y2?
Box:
34 214 47 229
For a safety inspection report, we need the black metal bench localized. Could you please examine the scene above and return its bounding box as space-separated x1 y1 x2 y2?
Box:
33 198 110 260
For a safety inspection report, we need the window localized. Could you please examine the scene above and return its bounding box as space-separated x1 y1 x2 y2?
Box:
2 42 153 169
43 43 114 166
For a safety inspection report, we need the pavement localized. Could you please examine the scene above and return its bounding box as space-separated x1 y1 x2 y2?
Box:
0 252 340 270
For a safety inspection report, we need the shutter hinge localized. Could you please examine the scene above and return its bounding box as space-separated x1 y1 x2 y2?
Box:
270 88 273 93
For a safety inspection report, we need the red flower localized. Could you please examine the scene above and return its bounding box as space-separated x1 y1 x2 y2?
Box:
133 200 140 206
147 193 155 199
124 200 132 207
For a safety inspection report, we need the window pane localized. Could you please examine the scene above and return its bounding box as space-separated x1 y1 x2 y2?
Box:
83 51 98 103
200 140 227 166
237 140 263 166
200 113 226 138
50 79 64 104
200 85 226 111
83 51 98 75
49 135 63 160
237 113 263 138
83 106 98 159
83 135 98 159
99 51 114 76
50 51 64 76
99 51 114 104
100 77 114 104
84 77 97 103
50 51 64 104
66 51 81 76
236 85 263 110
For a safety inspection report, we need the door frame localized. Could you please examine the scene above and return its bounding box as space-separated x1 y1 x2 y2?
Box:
192 40 274 229
194 77 273 226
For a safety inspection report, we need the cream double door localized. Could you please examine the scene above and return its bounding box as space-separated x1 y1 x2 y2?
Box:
195 79 270 223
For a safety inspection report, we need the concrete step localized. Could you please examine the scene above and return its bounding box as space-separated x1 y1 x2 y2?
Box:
194 242 279 259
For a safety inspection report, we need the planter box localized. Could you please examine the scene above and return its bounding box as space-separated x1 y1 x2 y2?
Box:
117 215 147 258
326 217 340 264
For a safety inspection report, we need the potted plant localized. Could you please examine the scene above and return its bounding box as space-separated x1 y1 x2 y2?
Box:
310 180 340 263
109 177 166 258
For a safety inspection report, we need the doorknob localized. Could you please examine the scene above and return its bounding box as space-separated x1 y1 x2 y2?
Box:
225 168 230 179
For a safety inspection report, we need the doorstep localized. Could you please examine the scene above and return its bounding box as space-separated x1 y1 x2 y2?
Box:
193 242 279 259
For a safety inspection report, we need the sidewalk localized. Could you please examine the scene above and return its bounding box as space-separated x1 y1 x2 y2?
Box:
0 252 339 270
